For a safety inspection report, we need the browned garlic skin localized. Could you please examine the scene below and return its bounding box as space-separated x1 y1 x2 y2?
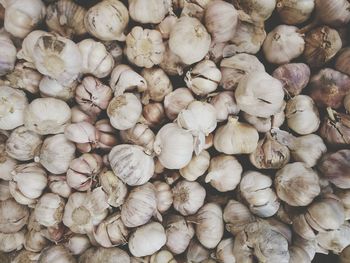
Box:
314 0 350 27
336 47 350 76
232 0 276 22
319 110 350 146
340 245 350 263
276 0 315 25
141 103 165 128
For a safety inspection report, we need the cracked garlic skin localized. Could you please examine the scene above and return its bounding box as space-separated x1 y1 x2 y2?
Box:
276 0 315 25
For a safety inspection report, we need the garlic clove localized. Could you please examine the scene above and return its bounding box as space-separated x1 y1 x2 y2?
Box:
179 150 210 181
0 30 16 76
164 87 195 120
39 76 77 101
128 0 170 24
140 102 166 128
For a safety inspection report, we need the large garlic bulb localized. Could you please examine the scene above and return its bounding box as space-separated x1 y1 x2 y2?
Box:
0 31 16 76
0 198 29 233
128 0 170 24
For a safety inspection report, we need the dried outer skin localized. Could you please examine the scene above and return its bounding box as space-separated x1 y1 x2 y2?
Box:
335 47 350 76
319 112 350 146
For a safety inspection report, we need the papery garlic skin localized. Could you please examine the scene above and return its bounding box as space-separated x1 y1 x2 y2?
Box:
24 98 71 135
0 230 25 252
345 93 350 113
216 238 236 263
154 181 173 213
150 250 177 263
79 247 130 263
109 144 154 186
0 145 17 181
78 39 114 78
0 198 29 233
1 0 46 38
120 123 155 152
125 27 165 68
0 86 28 130
0 180 11 201
164 88 195 120
288 246 310 263
169 17 211 65
159 42 185 76
263 25 305 64
107 93 142 130
141 102 165 128
12 250 40 263
186 239 211 263
99 170 127 208
314 0 350 27
205 155 242 192
38 245 76 263
233 0 276 22
84 0 129 41
48 175 72 199
336 47 350 77
128 0 169 24
179 150 210 181
65 234 91 256
157 15 177 39
209 91 239 122
316 223 350 254
276 0 315 25
0 31 16 76
39 76 77 101
64 121 98 152
34 193 65 227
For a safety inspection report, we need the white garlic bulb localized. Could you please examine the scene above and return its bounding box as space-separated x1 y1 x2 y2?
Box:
78 39 114 78
172 180 206 216
63 187 109 234
107 93 142 130
1 0 46 38
169 17 211 65
125 27 165 68
109 64 147 96
129 222 166 258
128 0 170 24
159 42 185 76
185 60 222 96
186 239 211 263
154 123 194 169
263 25 305 64
38 134 76 174
0 198 29 233
0 30 16 76
195 203 224 249
64 234 90 256
24 98 71 135
6 126 42 161
216 238 236 263
234 0 276 22
150 250 177 263
235 71 284 118
120 123 155 152
34 193 65 227
214 116 259 154
285 95 320 135
205 155 242 192
99 170 128 208
179 150 210 181
209 91 240 122
0 86 28 130
84 0 129 41
157 15 178 39
38 245 76 263
0 230 25 252
39 77 77 101
109 144 154 186
153 181 173 214
0 145 17 181
164 87 195 120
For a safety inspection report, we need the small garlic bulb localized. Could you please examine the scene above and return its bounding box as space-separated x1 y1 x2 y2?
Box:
205 155 242 192
154 123 194 169
154 181 173 213
84 0 129 41
214 116 259 155
240 171 280 217
275 162 320 206
276 0 315 25
223 200 255 235
172 180 206 216
235 71 284 118
1 0 46 38
185 60 222 96
38 134 76 174
169 16 211 65
109 64 147 96
64 234 90 256
233 0 276 22
107 93 142 130
340 246 350 263
129 0 169 24
78 39 114 78
0 30 16 76
99 170 127 208
6 126 42 161
141 67 173 104
216 238 236 263
0 198 29 233
38 245 76 263
39 77 77 101
141 103 165 128
80 247 130 263
34 193 65 227
125 27 165 68
129 222 166 258
179 150 210 181
195 203 224 249
220 53 265 91
120 123 155 152
0 230 25 253
109 144 154 186
24 98 71 135
63 187 109 234
263 25 305 64
48 175 72 199
0 86 28 130
285 95 320 135
164 88 195 120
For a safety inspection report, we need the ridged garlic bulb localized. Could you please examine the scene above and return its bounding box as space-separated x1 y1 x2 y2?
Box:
233 0 276 22
38 245 76 263
120 123 155 152
98 170 127 208
179 150 210 181
0 30 16 76
0 145 17 181
34 193 65 227
154 181 173 213
0 198 29 233
39 77 77 101
128 0 170 24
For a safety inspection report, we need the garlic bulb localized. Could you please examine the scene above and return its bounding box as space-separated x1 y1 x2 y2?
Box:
71 106 96 124
38 134 76 174
24 98 71 135
109 64 147 96
233 0 276 22
121 183 159 228
99 170 128 208
169 16 211 65
336 47 350 77
150 250 177 263
0 198 29 233
165 214 195 254
104 41 123 65
220 53 265 91
38 245 76 263
0 230 25 252
336 189 350 219
313 0 350 27
205 155 242 192
12 250 40 263
1 0 46 38
65 234 90 255
6 126 42 161
216 238 236 263
195 203 224 249
154 181 173 213
0 180 11 201
63 187 109 234
125 27 165 68
214 116 259 155
320 109 350 146
0 146 17 181
39 76 77 101
129 0 169 24
79 247 130 263
235 71 284 118
129 222 166 258
141 103 165 128
154 123 194 169
316 223 350 254
164 88 195 120
209 91 239 122
0 86 28 130
186 239 211 263
141 67 173 104
263 25 305 64
240 171 280 217
276 0 315 25
204 0 238 43
64 121 98 152
285 95 320 135
288 246 310 263
46 0 87 38
179 150 210 181
159 42 185 76
0 30 16 76
275 162 320 206
157 15 177 39
16 30 49 64
107 93 142 130
185 60 221 96
120 124 154 152
34 193 65 227
84 0 129 41
109 144 154 186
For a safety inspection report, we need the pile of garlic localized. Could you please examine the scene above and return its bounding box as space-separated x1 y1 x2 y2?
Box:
1 0 350 262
